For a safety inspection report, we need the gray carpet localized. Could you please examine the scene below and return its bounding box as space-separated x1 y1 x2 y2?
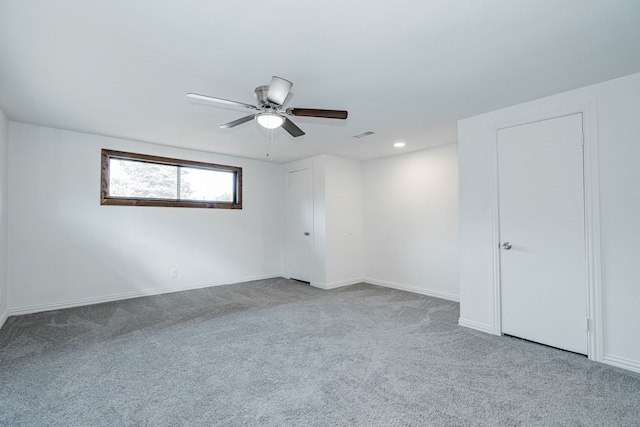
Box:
1 278 639 426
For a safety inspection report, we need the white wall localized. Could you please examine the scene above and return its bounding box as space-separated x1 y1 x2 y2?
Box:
285 147 459 298
7 123 284 313
458 72 640 372
363 144 459 301
0 108 8 327
324 155 363 287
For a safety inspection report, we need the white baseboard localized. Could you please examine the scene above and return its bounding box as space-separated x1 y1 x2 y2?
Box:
0 307 8 331
458 317 495 334
311 277 364 290
603 354 640 374
364 278 460 302
7 273 284 317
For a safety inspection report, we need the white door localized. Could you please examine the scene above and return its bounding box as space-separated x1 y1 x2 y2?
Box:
498 113 587 355
288 168 313 282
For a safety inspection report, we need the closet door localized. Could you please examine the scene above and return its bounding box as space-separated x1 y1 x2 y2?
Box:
498 113 587 354
288 168 313 282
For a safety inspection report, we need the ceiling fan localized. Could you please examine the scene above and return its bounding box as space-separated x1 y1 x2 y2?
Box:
186 76 348 137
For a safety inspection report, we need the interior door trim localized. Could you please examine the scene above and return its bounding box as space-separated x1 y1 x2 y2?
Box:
487 99 603 362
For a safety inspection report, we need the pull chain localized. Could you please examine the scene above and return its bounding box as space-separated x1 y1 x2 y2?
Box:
266 128 274 161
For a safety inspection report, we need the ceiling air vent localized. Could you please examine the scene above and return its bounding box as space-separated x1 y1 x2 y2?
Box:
353 131 375 139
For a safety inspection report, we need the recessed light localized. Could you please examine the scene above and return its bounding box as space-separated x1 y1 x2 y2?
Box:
394 142 406 148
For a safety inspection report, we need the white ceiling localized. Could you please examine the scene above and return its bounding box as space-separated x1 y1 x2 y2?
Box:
1 0 639 163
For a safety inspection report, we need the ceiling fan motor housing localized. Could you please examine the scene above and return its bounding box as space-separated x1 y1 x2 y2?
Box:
254 85 271 107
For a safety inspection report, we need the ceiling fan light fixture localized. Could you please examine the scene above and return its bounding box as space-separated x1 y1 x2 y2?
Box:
256 113 284 129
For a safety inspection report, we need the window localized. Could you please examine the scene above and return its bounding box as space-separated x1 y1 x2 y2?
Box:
101 149 242 209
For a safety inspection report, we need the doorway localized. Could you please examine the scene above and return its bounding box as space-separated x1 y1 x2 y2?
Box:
497 113 587 355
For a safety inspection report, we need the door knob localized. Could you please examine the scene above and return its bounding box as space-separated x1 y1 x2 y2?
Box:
304 232 310 236
502 242 512 250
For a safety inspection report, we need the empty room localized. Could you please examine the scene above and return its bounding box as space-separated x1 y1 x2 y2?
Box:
1 1 639 425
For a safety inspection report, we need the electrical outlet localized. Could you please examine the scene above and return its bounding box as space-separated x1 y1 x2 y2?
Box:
170 268 178 279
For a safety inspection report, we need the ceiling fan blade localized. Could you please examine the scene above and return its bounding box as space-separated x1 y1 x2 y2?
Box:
286 108 348 119
187 93 258 110
266 76 293 105
220 115 256 129
281 118 305 137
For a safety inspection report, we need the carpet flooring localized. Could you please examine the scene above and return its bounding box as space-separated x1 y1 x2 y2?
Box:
1 278 639 426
